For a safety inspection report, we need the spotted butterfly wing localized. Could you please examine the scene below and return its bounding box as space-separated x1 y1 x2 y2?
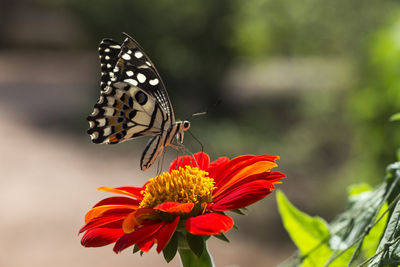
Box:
87 33 190 171
98 39 121 92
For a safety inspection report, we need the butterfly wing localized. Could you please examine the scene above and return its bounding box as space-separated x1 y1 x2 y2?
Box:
114 33 175 122
98 39 121 92
88 34 180 170
87 82 166 144
140 134 164 170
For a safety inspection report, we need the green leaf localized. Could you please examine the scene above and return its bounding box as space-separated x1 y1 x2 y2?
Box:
231 208 247 215
213 232 230 243
362 201 388 258
186 233 205 258
276 190 330 255
277 190 373 266
348 183 373 197
132 244 140 254
389 112 400 121
276 190 336 266
163 232 178 263
329 183 386 251
370 199 400 266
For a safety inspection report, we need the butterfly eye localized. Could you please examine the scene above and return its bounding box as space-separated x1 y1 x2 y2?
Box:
135 91 148 105
183 121 190 130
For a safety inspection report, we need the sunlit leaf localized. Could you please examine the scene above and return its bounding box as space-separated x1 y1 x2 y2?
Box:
362 201 388 258
347 183 372 197
277 190 330 255
370 199 400 266
276 190 335 266
389 112 400 121
277 190 371 266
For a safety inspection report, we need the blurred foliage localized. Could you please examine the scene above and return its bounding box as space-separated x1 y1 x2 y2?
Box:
230 0 396 59
347 13 400 183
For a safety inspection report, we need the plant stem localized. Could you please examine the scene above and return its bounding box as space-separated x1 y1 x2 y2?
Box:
178 244 214 267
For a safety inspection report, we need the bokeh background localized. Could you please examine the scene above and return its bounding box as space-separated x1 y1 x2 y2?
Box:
2 0 400 266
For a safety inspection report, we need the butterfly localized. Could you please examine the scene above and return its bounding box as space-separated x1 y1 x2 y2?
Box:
87 33 190 171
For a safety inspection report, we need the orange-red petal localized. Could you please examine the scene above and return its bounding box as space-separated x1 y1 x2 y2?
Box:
122 208 157 233
155 216 180 253
213 159 277 197
80 215 125 234
85 204 138 223
266 171 286 183
185 213 233 235
212 180 275 211
92 196 140 208
98 186 144 200
207 156 229 177
154 202 194 214
113 221 164 253
213 171 284 204
169 152 210 172
137 239 155 252
81 228 125 247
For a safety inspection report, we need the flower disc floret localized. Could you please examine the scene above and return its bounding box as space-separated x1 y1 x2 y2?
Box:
139 167 216 208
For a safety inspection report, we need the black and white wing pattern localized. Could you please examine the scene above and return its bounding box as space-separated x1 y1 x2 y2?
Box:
114 34 175 121
87 33 190 171
87 81 166 143
98 39 121 92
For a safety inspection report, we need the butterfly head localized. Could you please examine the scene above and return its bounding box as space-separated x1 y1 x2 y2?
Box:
175 120 191 144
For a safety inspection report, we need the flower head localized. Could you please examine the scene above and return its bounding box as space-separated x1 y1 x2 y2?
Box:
79 152 285 256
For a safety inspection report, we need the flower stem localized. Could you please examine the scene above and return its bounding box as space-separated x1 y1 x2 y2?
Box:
178 243 214 267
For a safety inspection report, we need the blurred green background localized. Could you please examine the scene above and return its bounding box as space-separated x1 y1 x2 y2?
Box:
2 0 400 266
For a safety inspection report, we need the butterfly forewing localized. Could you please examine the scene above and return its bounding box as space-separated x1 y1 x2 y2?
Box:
98 39 121 92
113 34 174 121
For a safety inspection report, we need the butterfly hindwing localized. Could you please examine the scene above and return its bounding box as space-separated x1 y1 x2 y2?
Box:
87 82 166 144
140 134 164 170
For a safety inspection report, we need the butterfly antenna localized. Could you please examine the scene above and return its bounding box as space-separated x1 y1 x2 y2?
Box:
185 111 206 121
185 98 222 121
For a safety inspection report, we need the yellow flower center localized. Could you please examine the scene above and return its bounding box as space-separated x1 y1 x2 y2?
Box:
139 167 216 208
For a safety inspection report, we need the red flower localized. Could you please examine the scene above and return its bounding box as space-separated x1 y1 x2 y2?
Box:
79 152 285 254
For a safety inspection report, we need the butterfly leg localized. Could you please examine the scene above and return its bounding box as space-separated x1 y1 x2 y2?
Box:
168 143 189 169
173 143 199 169
181 146 200 168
